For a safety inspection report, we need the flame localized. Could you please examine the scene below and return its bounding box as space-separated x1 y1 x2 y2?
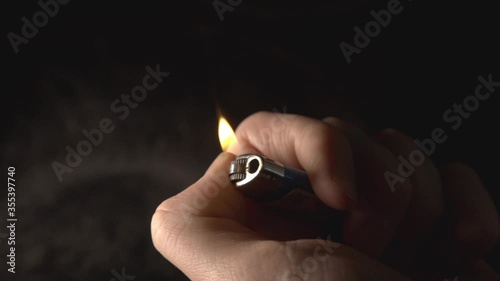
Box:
218 116 237 151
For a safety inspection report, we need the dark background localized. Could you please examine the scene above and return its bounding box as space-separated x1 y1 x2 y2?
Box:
2 0 499 280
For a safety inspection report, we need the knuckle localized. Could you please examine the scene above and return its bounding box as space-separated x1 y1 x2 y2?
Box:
308 122 348 150
378 127 420 153
151 196 189 251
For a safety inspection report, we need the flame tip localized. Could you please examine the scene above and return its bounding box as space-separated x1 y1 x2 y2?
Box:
218 115 237 152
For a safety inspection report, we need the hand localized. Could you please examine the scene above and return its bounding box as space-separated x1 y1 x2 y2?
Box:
151 112 499 281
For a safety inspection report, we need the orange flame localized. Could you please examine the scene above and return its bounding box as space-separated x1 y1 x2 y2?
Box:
218 116 237 151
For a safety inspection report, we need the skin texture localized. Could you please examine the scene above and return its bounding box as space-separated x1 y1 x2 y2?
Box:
151 112 499 281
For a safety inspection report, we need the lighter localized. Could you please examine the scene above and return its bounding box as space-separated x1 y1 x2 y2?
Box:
229 154 338 217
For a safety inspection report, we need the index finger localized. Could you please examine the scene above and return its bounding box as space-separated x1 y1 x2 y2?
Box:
228 111 357 210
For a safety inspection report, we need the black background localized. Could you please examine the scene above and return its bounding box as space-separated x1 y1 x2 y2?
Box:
2 0 499 280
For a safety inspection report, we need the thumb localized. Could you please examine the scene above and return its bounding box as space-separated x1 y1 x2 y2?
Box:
151 152 410 281
151 152 267 280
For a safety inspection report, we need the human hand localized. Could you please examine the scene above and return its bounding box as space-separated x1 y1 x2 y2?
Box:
151 112 499 280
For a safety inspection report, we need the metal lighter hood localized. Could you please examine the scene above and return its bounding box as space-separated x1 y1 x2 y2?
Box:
229 154 286 199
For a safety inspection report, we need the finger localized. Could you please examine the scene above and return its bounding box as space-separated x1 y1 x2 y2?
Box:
374 128 444 272
151 152 262 280
435 162 499 269
151 152 411 281
168 152 246 221
323 117 412 258
228 111 357 210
